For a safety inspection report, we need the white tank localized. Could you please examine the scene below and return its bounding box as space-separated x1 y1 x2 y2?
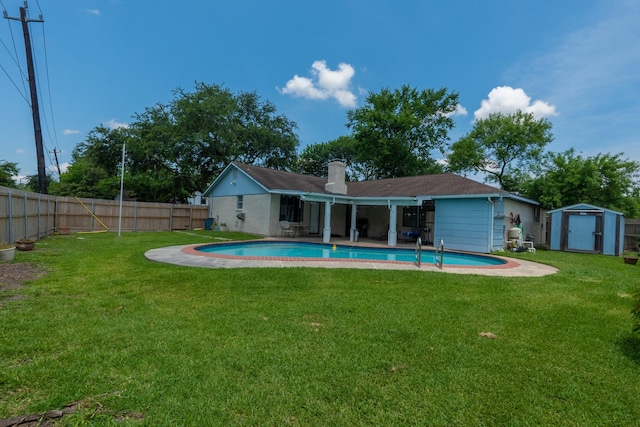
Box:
508 227 522 240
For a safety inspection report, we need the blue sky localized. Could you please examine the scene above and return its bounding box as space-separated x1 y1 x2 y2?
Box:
1 0 639 182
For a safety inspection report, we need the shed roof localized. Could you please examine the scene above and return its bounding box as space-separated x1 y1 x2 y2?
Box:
547 203 624 216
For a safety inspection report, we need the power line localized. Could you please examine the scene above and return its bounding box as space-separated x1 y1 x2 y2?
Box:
38 19 61 152
2 2 29 99
0 31 28 82
4 4 48 193
0 59 30 105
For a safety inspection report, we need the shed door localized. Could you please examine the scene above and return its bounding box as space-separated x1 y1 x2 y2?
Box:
565 213 602 253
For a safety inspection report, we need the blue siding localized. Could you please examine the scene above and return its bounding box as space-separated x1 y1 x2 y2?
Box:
618 218 625 255
549 211 562 250
602 211 620 256
207 168 268 197
435 198 492 253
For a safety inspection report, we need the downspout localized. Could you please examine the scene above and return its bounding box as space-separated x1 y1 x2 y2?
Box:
487 197 496 253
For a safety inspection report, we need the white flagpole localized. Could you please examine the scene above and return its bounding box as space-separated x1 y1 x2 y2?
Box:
118 143 126 237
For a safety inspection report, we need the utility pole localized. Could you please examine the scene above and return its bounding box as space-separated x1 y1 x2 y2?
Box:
50 149 61 176
4 3 47 193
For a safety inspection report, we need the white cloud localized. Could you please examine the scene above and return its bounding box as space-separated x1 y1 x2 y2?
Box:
13 175 27 184
106 119 129 129
474 86 557 121
63 129 81 135
280 75 327 100
445 104 468 118
87 9 100 15
16 148 26 154
46 162 69 176
279 60 357 108
59 162 70 174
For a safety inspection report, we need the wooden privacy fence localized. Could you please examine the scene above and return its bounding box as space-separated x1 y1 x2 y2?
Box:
624 218 640 251
0 186 210 243
0 186 56 242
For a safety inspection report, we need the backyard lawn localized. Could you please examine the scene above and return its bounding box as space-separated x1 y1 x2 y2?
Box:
1 231 639 426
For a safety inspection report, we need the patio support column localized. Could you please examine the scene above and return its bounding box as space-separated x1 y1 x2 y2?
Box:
323 200 332 243
388 204 398 246
350 202 357 241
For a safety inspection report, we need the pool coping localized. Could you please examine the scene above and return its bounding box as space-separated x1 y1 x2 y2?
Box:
145 239 558 277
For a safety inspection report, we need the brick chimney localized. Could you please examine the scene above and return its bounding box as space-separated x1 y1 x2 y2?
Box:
325 160 347 194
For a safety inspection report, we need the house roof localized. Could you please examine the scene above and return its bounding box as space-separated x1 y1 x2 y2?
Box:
232 162 520 199
233 162 328 193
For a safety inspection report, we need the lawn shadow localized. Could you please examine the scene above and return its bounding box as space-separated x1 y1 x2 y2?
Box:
617 334 640 366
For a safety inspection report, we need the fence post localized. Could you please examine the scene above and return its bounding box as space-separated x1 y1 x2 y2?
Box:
90 201 95 231
45 196 50 237
54 198 58 233
134 203 137 232
7 191 12 243
37 195 41 238
24 193 28 239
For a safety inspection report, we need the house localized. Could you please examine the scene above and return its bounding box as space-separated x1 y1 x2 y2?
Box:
202 161 545 253
547 203 624 256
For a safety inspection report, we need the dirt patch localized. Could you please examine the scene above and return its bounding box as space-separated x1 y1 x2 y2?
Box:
0 262 48 307
0 392 144 426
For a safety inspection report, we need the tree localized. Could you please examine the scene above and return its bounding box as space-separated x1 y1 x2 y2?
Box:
520 149 640 217
166 84 298 196
24 173 56 193
0 160 19 188
447 111 553 190
56 83 300 202
232 91 299 170
347 85 458 179
293 136 370 180
53 126 128 199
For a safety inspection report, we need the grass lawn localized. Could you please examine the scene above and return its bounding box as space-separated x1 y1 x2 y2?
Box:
1 231 639 426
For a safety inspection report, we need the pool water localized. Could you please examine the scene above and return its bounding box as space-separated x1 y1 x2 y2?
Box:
195 241 506 267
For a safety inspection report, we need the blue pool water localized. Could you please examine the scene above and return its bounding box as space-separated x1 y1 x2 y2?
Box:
195 241 506 267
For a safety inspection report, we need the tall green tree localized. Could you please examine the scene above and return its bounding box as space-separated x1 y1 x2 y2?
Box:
447 111 553 190
521 149 640 217
293 136 371 180
166 84 298 195
54 126 128 199
233 91 299 170
24 173 56 193
0 160 19 188
56 83 299 202
347 85 458 179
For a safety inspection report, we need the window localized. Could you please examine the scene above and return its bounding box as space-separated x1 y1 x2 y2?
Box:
402 206 422 228
402 201 434 228
236 195 243 210
280 195 303 222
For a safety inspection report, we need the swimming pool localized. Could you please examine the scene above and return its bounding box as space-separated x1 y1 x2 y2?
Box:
192 241 507 267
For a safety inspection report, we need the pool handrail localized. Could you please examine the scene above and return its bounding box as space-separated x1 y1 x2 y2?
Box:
415 237 422 267
434 239 444 269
